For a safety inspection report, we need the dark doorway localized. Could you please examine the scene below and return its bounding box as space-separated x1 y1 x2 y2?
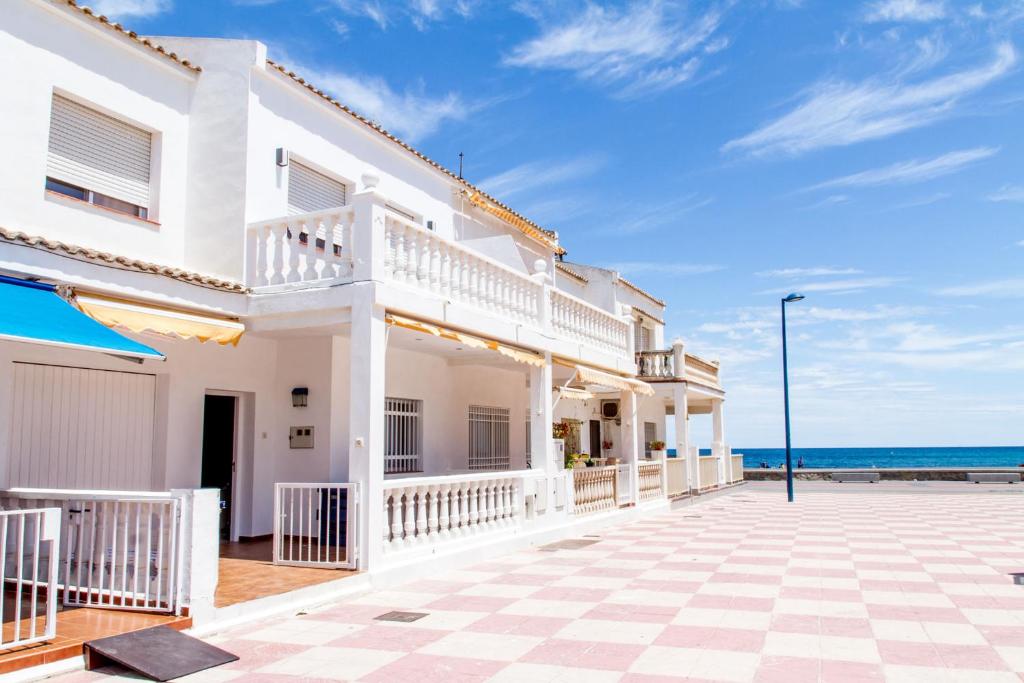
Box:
201 395 237 541
589 420 602 457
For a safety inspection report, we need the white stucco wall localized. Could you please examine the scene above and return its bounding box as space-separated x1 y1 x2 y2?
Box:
0 1 195 267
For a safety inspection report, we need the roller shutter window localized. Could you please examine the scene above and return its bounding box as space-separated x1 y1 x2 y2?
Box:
287 161 347 215
46 95 152 211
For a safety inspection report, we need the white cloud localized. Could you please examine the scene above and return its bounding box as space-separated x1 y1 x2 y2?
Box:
884 191 951 210
722 42 1016 157
806 147 997 191
295 66 475 143
504 2 727 98
987 184 1024 202
760 276 904 295
609 262 724 276
756 267 864 278
801 194 850 209
864 0 946 23
90 0 170 18
936 278 1024 298
476 156 606 199
1017 239 1024 247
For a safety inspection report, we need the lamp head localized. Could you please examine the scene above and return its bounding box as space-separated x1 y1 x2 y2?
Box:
783 293 805 303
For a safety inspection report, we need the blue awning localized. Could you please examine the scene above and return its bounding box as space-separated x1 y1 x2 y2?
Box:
0 276 164 361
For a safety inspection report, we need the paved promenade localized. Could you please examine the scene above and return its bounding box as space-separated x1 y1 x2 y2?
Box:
63 483 1024 682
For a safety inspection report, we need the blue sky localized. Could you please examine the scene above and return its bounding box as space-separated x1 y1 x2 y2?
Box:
103 0 1024 448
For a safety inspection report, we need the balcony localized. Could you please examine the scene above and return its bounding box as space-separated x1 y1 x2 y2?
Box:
636 348 721 388
246 200 631 362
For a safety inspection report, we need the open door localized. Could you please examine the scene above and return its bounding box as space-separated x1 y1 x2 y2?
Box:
201 395 237 541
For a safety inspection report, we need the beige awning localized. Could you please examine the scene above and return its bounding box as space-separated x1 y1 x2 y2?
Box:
386 313 545 368
76 293 245 346
555 359 655 396
556 386 594 401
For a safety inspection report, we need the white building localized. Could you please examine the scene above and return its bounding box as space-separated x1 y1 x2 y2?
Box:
0 0 741 664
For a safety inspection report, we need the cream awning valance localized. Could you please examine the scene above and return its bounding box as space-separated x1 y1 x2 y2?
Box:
385 313 546 368
555 358 655 396
556 386 594 401
75 293 245 346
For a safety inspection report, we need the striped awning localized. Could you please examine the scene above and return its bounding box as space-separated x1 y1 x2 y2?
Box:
555 358 655 396
76 293 245 346
385 313 545 367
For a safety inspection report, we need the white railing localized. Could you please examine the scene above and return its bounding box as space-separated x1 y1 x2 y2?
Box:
616 463 633 506
0 508 60 651
731 454 745 483
0 490 184 614
385 455 421 474
246 207 355 287
383 214 543 326
273 484 358 570
685 353 721 388
665 458 688 496
636 350 676 378
638 461 664 501
571 466 617 514
551 288 630 356
699 457 719 490
382 471 525 554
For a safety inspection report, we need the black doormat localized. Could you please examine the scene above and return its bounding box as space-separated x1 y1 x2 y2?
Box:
84 626 238 681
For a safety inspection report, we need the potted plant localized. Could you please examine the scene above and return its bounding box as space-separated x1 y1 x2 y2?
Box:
649 440 667 459
601 439 614 453
552 421 570 440
565 452 590 469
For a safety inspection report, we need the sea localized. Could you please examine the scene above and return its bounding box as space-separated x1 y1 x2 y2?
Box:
667 446 1024 469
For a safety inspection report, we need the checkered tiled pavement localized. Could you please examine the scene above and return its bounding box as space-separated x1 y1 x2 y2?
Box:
60 484 1024 682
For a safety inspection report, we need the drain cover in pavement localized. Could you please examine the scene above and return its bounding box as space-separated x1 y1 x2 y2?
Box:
375 611 428 623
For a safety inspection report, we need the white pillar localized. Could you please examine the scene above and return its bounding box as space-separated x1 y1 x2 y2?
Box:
348 285 386 571
672 383 691 493
619 390 640 504
712 398 726 485
529 353 554 472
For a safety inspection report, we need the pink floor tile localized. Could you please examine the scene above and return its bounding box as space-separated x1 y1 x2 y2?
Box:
425 594 515 613
655 625 766 652
329 624 451 651
687 594 776 611
977 625 1024 646
708 572 783 585
583 602 679 624
360 653 506 683
876 640 941 666
522 638 645 671
867 604 967 623
464 613 573 637
935 644 1013 671
754 655 820 683
530 586 613 602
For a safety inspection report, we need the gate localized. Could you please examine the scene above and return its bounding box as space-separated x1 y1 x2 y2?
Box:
273 484 358 569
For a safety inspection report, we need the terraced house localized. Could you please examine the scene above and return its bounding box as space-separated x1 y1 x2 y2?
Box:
0 0 741 671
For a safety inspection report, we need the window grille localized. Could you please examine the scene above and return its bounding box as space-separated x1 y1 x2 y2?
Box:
468 405 510 471
385 398 421 473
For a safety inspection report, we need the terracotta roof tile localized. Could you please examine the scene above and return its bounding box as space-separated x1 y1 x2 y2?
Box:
265 59 563 251
617 275 666 308
63 1 201 73
631 305 664 325
0 226 246 293
556 262 588 284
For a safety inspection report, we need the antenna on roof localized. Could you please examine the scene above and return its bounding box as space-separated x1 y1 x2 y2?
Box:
458 152 464 179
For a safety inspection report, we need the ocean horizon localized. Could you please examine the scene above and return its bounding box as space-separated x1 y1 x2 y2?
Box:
668 446 1024 469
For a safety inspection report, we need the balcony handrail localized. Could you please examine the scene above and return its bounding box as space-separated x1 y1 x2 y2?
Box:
245 205 354 232
551 287 626 326
382 469 532 489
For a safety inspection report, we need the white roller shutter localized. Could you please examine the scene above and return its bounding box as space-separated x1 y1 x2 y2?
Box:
288 161 347 215
46 95 152 208
7 363 156 490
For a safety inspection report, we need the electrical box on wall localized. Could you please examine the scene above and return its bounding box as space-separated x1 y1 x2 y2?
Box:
289 426 314 449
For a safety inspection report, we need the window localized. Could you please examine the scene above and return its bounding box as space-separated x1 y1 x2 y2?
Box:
46 94 152 219
385 204 417 222
468 405 510 471
385 398 421 473
634 320 652 352
644 422 657 458
287 161 347 215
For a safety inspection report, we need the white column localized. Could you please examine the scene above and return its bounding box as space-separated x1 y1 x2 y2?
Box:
620 390 640 504
529 353 553 516
672 383 691 493
712 398 726 485
351 174 387 283
348 285 386 571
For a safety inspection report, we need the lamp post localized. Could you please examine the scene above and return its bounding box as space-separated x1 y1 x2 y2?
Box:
781 292 804 503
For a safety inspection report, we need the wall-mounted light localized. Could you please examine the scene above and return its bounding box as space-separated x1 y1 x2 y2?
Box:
276 148 289 167
291 387 308 407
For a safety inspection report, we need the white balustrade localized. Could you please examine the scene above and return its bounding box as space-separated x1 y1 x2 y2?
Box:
571 466 617 514
246 207 355 287
638 461 664 501
551 289 630 356
731 453 745 483
382 471 525 554
636 350 676 378
383 215 543 326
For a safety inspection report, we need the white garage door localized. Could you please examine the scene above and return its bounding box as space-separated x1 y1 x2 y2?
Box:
7 363 156 490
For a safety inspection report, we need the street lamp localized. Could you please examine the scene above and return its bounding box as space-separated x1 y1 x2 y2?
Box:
781 292 804 503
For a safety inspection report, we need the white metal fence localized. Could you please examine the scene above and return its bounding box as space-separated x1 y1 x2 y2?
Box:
616 464 633 506
0 490 185 615
468 405 510 471
385 398 422 474
0 508 60 651
273 484 358 569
